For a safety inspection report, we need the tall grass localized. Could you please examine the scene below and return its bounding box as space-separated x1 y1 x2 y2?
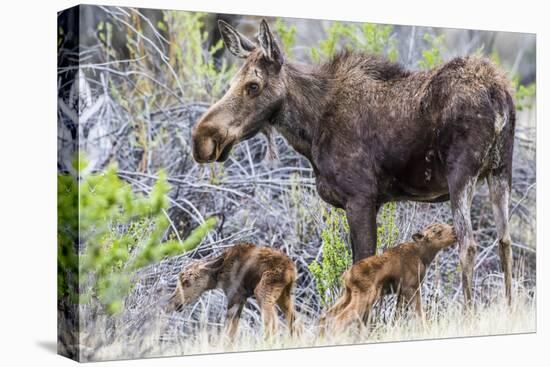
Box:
79 287 534 361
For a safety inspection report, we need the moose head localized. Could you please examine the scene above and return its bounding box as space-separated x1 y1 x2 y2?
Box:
167 256 225 312
412 223 457 250
192 19 286 163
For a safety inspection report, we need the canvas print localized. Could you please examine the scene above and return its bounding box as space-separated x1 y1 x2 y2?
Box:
57 5 536 362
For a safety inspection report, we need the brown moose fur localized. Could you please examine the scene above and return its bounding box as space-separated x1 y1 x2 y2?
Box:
168 243 297 338
321 223 457 333
192 20 516 305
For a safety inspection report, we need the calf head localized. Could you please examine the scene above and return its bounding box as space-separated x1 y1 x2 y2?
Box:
168 257 225 311
412 223 457 249
192 19 286 163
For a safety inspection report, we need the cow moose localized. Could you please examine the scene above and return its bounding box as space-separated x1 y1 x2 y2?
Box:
321 223 457 334
191 20 516 305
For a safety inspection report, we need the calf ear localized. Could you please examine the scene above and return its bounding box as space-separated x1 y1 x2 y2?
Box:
258 19 284 68
412 233 424 242
218 20 256 58
203 256 225 272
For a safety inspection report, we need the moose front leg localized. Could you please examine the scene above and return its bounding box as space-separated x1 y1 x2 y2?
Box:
346 198 379 262
225 298 245 339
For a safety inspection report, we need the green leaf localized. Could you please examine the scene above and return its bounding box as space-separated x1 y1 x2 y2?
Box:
59 155 217 314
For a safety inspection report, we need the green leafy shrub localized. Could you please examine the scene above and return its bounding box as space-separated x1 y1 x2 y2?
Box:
103 11 237 172
309 203 399 306
490 49 536 111
353 23 398 62
164 11 235 101
57 173 79 304
308 207 352 307
418 33 445 69
512 78 536 111
275 18 297 58
58 159 216 314
310 22 352 61
310 22 398 62
377 202 399 251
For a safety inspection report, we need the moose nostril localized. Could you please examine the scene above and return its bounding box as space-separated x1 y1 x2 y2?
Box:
207 138 219 160
207 147 218 161
192 135 218 163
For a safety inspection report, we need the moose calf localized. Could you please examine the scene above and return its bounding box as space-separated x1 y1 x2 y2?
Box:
168 243 297 338
322 223 457 333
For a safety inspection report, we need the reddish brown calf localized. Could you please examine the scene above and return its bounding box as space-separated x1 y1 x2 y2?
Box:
322 223 457 333
168 243 297 338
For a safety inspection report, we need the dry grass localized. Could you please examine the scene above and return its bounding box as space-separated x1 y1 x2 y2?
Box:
82 286 535 362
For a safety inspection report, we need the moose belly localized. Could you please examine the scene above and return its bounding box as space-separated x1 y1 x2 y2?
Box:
315 176 345 208
385 155 449 203
313 149 450 207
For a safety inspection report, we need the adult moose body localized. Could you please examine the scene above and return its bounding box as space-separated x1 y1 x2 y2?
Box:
192 20 516 304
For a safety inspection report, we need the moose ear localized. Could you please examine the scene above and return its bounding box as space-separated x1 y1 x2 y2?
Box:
412 233 425 242
202 256 224 272
218 19 256 58
257 19 284 68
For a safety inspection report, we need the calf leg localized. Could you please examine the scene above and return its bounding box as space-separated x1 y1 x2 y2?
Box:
333 288 377 335
487 172 513 305
449 174 479 305
395 287 414 317
255 274 284 339
261 304 278 340
277 283 296 336
397 287 425 324
409 288 425 322
332 292 365 334
225 297 245 339
361 287 382 329
414 294 424 322
393 284 405 322
321 285 352 334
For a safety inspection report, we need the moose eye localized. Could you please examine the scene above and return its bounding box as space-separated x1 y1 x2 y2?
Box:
246 82 260 95
181 278 191 287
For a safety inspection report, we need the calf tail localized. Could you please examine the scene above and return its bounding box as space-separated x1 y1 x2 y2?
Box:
320 278 352 336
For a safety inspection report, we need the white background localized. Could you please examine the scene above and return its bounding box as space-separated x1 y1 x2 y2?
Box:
0 0 546 365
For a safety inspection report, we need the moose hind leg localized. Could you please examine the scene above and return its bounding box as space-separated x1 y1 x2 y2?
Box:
395 286 422 321
325 286 352 321
277 283 296 336
409 288 425 323
360 287 381 329
333 292 365 334
225 298 245 339
255 275 284 339
320 286 352 336
487 173 513 305
449 175 478 305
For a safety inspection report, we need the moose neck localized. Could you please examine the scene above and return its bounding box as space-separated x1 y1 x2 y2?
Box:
271 61 331 168
419 242 454 266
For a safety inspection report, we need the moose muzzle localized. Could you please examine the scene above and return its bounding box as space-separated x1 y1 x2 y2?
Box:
191 116 236 163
